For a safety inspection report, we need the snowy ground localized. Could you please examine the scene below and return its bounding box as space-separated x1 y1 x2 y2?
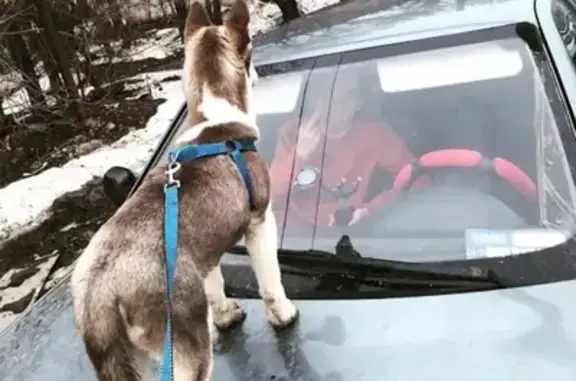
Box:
0 71 184 331
0 0 338 332
0 69 184 246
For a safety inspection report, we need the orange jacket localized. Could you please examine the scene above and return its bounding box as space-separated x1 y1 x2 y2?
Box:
269 120 414 227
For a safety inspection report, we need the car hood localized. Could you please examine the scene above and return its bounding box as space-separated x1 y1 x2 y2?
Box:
2 277 576 380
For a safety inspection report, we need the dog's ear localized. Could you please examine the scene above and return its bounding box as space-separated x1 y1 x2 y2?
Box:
185 1 212 37
224 0 250 33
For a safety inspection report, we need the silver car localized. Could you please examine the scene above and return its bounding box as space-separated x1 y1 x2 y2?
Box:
4 0 576 380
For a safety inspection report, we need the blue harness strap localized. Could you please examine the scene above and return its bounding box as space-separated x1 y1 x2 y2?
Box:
160 139 257 381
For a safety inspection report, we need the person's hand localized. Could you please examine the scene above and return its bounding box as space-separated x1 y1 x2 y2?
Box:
348 208 368 226
296 111 323 160
328 207 369 227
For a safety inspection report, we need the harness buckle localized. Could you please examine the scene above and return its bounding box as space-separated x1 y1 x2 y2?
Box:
165 160 182 189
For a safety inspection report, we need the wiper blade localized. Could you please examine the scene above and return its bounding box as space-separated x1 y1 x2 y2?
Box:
228 235 503 290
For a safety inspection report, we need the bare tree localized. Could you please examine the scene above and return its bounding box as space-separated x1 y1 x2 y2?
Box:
262 0 302 22
206 0 223 24
32 0 79 104
0 1 45 108
0 0 308 139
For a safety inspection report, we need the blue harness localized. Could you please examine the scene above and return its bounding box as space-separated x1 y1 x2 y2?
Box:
161 139 257 381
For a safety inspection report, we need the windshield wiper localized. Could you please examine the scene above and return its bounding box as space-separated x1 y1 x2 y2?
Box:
228 235 504 292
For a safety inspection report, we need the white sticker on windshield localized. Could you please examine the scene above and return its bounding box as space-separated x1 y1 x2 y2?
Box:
465 228 568 259
252 71 304 115
377 41 523 92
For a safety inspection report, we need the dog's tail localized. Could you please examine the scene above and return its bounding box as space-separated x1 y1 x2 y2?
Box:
80 293 141 381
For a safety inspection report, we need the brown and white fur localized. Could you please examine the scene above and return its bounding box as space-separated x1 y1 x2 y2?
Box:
70 1 298 380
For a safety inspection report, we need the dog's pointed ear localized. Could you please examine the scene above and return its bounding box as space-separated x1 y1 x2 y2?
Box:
224 0 250 32
185 1 212 37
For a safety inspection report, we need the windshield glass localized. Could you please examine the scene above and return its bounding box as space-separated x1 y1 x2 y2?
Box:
162 29 576 263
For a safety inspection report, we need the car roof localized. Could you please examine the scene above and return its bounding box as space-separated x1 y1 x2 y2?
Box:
253 0 538 66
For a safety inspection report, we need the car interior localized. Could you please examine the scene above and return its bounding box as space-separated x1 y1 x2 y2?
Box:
250 38 576 260
373 43 537 230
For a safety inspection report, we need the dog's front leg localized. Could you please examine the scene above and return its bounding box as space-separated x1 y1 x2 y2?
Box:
245 206 298 328
204 265 246 330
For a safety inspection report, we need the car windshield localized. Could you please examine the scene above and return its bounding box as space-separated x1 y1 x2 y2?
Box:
161 28 576 263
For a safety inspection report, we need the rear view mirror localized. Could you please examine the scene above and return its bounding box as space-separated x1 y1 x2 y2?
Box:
103 166 136 206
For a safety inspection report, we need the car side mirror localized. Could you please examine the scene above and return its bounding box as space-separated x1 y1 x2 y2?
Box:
103 166 137 206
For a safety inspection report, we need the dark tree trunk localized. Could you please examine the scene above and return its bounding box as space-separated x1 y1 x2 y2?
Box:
106 0 125 40
206 0 222 25
75 0 92 18
274 0 302 22
53 0 81 65
4 23 45 106
31 0 79 106
260 0 301 22
173 0 188 42
0 96 8 133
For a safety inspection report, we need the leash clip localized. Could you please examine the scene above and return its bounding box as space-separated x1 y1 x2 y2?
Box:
165 160 182 189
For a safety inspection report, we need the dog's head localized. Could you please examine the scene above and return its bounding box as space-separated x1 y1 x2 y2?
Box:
183 0 257 123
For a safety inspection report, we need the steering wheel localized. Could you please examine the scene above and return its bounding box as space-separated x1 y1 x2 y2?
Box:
391 149 537 201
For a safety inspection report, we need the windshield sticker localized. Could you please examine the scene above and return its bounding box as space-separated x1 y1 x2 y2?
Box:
376 41 523 92
465 228 568 259
253 71 304 115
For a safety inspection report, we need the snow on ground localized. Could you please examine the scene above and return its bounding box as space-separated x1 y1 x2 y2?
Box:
3 69 53 116
0 253 59 332
2 26 182 115
0 69 183 331
0 69 184 246
91 27 181 65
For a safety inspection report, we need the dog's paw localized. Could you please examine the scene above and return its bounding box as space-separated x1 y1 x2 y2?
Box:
212 300 246 331
264 298 298 329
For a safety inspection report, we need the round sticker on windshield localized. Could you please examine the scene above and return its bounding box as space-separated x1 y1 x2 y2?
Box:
295 166 319 188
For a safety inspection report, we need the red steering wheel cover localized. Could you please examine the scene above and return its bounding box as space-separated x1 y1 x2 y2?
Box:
493 158 537 200
392 149 537 200
419 149 483 167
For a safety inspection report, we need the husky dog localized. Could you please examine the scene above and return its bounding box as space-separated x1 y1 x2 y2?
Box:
70 1 298 380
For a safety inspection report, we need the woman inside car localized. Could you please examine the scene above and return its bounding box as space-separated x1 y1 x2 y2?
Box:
269 64 415 231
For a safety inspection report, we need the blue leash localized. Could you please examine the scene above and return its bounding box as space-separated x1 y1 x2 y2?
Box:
161 139 257 381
